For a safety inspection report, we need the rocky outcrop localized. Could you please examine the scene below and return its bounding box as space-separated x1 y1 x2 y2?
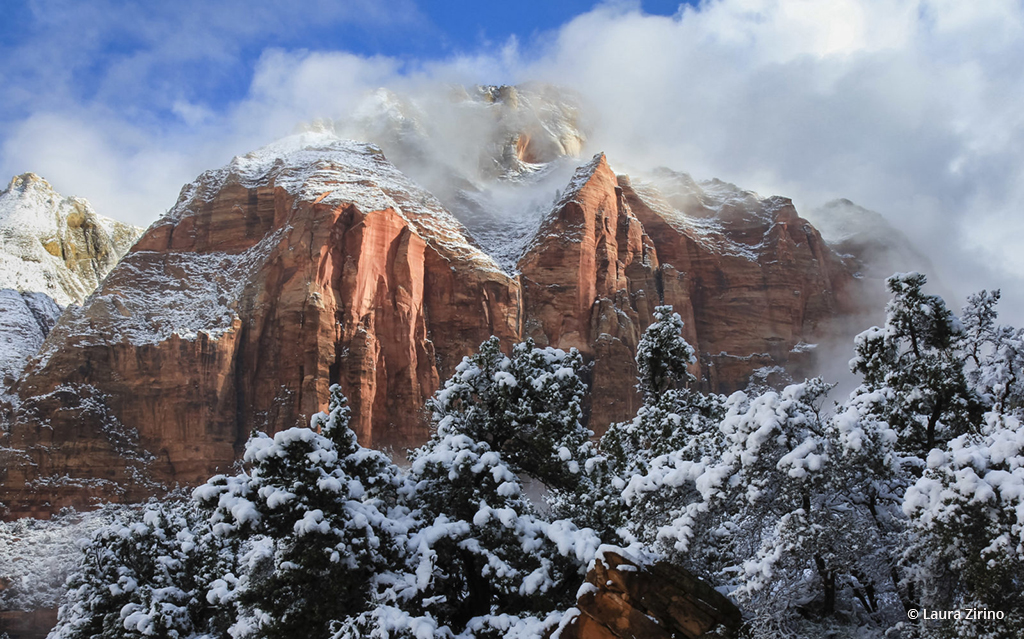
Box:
0 174 142 306
807 198 934 279
0 608 57 639
553 550 741 639
623 171 857 394
0 136 861 517
517 158 857 428
0 133 520 517
0 291 61 393
518 154 661 428
0 175 142 414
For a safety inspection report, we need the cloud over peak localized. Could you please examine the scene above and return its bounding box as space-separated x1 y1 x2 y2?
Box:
2 0 1022 319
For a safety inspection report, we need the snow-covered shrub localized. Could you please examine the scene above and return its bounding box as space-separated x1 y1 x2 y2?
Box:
368 339 602 636
903 410 1024 638
635 305 696 401
960 289 1024 419
618 378 911 635
381 431 594 634
429 336 592 491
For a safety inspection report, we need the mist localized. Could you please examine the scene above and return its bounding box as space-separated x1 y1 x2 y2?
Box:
2 0 1023 327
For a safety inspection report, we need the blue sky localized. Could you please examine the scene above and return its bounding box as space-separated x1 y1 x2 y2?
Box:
0 0 689 138
2 0 1023 319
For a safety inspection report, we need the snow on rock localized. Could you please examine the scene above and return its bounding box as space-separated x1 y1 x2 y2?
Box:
0 173 142 305
324 84 588 275
807 198 934 277
628 169 796 262
0 289 60 395
164 131 505 276
0 506 127 613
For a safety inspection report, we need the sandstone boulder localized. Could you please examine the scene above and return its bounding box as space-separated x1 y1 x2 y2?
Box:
553 550 741 639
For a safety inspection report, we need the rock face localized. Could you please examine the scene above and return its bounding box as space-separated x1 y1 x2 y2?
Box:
0 174 142 306
0 175 143 407
0 608 57 639
807 198 934 280
0 291 61 392
553 550 741 639
518 155 662 427
0 136 860 516
0 134 520 517
519 159 856 428
623 170 856 395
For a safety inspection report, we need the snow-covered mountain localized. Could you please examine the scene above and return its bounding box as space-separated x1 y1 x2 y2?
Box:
0 174 143 398
0 173 142 306
0 290 60 391
321 84 589 272
806 198 935 280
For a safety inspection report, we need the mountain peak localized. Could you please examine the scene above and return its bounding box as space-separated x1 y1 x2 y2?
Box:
0 173 143 305
7 172 49 191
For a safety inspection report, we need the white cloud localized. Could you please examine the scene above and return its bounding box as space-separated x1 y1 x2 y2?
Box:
3 0 1024 321
514 0 1024 319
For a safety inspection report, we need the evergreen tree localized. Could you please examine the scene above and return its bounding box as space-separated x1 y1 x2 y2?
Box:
903 411 1024 638
340 338 601 638
49 503 226 639
635 305 697 401
588 306 722 539
193 384 399 639
429 336 592 490
960 289 1024 417
850 272 982 457
901 291 1024 638
397 431 588 632
619 378 911 636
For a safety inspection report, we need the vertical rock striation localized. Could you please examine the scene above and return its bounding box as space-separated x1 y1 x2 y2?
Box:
1 134 520 516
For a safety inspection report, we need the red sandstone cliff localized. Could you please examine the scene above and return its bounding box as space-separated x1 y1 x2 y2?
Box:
0 134 520 517
623 170 856 393
518 157 855 429
0 139 859 517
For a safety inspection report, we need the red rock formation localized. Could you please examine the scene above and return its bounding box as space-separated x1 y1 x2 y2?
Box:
621 171 856 393
518 154 661 429
518 157 856 430
553 550 741 639
0 607 57 639
0 140 859 517
0 134 519 517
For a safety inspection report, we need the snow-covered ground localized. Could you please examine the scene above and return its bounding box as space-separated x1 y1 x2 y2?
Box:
0 506 129 612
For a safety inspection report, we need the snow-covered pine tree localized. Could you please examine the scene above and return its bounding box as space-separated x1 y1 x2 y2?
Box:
960 289 1024 417
590 306 723 538
900 291 1024 638
399 431 588 633
340 338 601 638
850 272 983 458
635 305 697 401
428 335 592 490
903 410 1024 639
49 503 219 639
619 377 910 636
193 384 399 639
